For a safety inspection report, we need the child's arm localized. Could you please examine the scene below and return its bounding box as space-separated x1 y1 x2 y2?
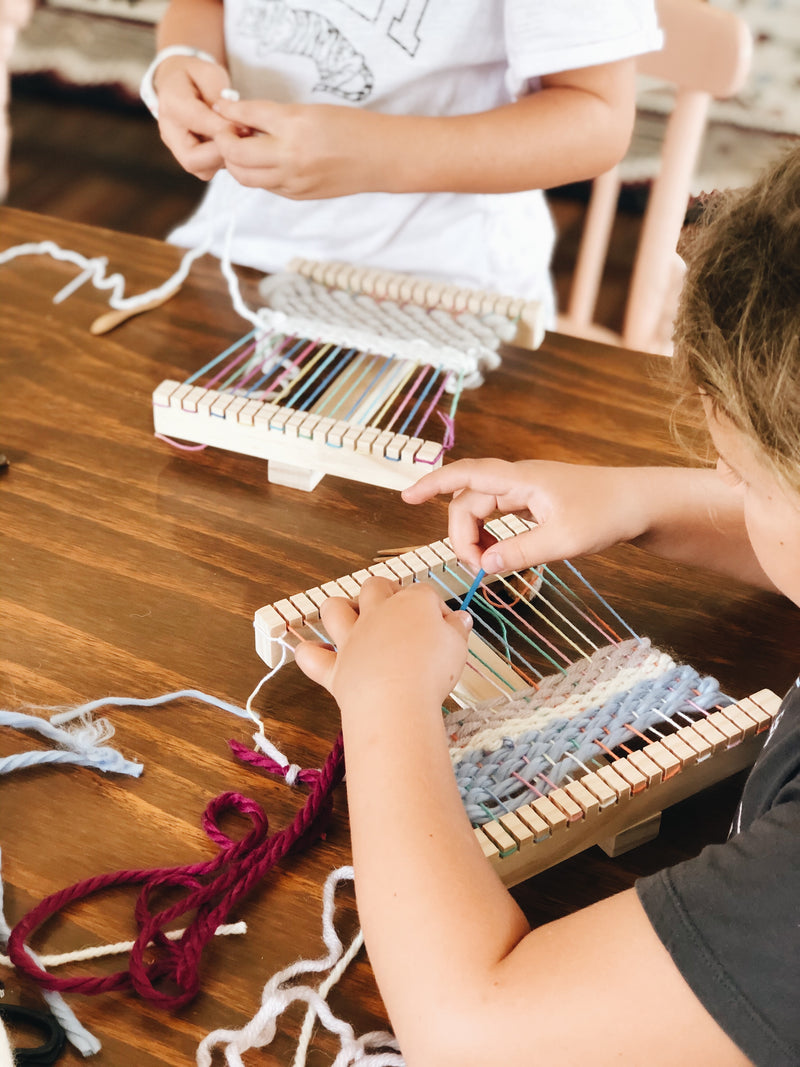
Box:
403 458 777 591
209 59 635 200
148 0 233 180
295 579 750 1067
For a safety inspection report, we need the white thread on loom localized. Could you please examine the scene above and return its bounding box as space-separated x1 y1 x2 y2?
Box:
243 640 310 785
0 848 101 1057
0 922 247 970
196 866 404 1067
256 272 502 388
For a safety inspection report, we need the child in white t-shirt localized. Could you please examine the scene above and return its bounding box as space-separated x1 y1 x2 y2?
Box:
145 1 661 314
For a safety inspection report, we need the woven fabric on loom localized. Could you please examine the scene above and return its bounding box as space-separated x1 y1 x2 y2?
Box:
450 638 728 825
257 268 516 387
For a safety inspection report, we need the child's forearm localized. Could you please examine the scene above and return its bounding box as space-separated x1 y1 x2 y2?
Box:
405 461 776 592
363 64 635 196
340 686 531 1065
629 467 775 589
156 0 225 62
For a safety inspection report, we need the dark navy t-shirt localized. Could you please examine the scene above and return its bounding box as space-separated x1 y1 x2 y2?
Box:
637 682 800 1066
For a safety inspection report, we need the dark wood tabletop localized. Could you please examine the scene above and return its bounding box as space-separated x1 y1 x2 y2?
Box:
1 207 798 1066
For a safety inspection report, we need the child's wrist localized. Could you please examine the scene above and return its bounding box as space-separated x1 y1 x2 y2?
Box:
140 45 219 119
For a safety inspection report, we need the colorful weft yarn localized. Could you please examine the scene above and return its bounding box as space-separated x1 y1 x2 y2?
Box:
449 637 728 824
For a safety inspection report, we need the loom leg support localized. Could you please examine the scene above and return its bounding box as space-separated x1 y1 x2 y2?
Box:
268 460 325 492
597 811 662 858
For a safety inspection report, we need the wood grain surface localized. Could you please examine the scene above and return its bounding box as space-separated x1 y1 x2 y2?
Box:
1 207 797 1066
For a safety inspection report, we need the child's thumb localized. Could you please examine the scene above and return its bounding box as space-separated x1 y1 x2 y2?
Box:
294 642 336 689
448 610 474 636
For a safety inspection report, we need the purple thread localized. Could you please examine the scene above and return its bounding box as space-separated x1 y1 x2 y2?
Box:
7 735 345 1010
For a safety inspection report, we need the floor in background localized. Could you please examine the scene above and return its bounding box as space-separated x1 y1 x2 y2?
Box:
5 81 641 334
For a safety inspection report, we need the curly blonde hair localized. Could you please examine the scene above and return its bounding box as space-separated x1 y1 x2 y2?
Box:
673 145 800 493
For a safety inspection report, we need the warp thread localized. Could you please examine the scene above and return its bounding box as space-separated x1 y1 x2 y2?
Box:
6 735 345 1010
450 640 729 823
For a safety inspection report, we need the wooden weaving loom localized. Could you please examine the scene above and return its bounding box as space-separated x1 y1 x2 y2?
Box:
152 258 544 492
253 515 780 888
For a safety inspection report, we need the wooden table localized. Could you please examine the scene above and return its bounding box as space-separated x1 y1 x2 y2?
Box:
1 207 797 1066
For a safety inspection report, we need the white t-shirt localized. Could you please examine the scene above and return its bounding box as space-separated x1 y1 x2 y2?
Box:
168 1 661 315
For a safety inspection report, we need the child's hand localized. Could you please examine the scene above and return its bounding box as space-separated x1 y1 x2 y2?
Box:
295 578 472 712
211 99 390 199
403 458 649 574
154 56 234 180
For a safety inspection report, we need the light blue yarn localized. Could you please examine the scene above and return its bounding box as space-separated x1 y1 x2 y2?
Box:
0 709 142 777
2 689 256 778
457 666 730 824
48 688 254 725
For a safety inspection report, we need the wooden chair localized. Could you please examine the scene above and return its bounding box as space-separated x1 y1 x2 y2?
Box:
557 0 753 355
0 0 34 201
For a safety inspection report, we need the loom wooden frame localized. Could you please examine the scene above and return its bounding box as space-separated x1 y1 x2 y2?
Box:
152 259 544 492
252 516 779 886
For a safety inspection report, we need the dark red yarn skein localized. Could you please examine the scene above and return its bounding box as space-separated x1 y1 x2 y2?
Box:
7 733 345 1010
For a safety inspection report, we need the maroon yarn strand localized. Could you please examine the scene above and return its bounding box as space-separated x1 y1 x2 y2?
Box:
7 733 345 1010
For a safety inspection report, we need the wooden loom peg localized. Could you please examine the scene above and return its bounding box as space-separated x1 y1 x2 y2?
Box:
379 557 416 586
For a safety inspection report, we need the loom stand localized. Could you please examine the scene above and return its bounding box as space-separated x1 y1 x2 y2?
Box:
598 812 661 857
268 460 325 492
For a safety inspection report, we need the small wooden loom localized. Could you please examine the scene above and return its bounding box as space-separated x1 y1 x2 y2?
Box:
152 258 544 492
253 515 780 887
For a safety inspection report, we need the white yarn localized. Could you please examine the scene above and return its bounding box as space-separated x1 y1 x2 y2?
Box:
0 1017 12 1067
0 847 101 1057
449 638 675 758
196 867 404 1067
0 237 212 315
244 640 310 785
0 190 256 330
0 922 247 970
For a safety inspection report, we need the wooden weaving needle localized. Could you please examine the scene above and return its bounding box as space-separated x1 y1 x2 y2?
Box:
373 545 424 561
89 285 181 336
